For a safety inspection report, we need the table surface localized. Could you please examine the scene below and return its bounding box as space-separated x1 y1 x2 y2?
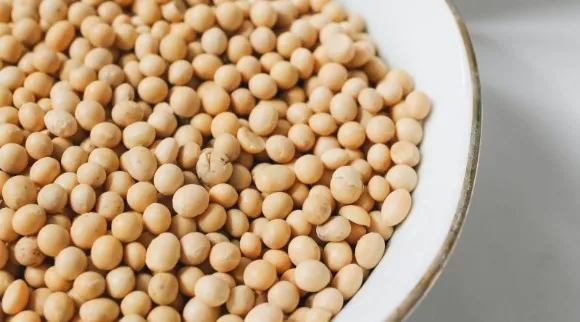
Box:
409 0 580 321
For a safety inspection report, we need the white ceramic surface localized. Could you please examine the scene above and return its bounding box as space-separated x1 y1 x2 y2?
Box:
334 0 480 321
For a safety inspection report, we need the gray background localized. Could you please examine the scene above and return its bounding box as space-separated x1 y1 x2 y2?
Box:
410 0 580 321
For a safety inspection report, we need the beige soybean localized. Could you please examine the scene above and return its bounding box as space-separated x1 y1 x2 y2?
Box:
287 307 310 322
153 164 184 196
44 266 73 292
239 232 262 259
339 205 371 227
243 260 277 292
331 264 363 299
126 182 157 213
28 288 51 317
263 249 293 275
308 87 333 113
91 235 123 271
385 164 418 191
330 93 358 124
366 115 396 144
217 315 243 322
316 216 351 242
196 150 233 186
295 260 331 292
112 212 143 243
358 88 384 113
148 305 181 322
43 292 75 322
9 310 42 322
346 222 368 246
305 307 332 322
225 285 254 316
209 242 241 273
179 232 210 266
14 237 45 267
37 224 69 257
369 211 395 240
73 272 106 301
106 266 135 299
12 204 46 236
121 291 152 317
146 233 180 272
341 77 367 98
367 143 392 173
322 241 353 273
227 165 252 191
395 117 424 145
124 242 147 272
197 203 227 233
206 232 230 247
368 175 391 202
237 189 262 219
262 192 293 220
55 247 87 280
325 33 355 63
330 166 364 204
309 113 337 136
320 148 350 170
112 101 144 127
288 236 321 266
262 219 291 250
245 303 284 322
143 203 172 235
312 287 344 316
95 191 125 219
318 63 348 92
195 275 230 307
295 154 324 184
268 281 300 314
211 112 240 138
287 182 309 208
148 272 178 305
350 159 373 184
286 210 312 237
183 298 220 322
70 213 107 249
376 80 404 106
337 121 365 149
391 140 421 167
0 143 28 175
2 176 37 210
252 164 295 193
213 133 241 162
224 209 249 238
79 298 120 322
380 188 413 227
301 193 331 226
25 133 53 161
286 102 312 125
355 232 385 269
237 127 266 155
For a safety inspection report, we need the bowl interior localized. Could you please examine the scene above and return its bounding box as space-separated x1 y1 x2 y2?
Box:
334 0 478 320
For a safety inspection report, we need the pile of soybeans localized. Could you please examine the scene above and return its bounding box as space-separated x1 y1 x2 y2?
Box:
0 0 432 321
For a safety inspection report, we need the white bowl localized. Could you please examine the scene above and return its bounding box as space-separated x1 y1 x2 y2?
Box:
334 0 481 321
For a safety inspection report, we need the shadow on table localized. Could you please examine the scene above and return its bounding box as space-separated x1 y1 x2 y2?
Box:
409 31 580 321
454 0 579 21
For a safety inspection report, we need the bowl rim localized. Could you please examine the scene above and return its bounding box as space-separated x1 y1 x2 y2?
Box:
385 1 482 321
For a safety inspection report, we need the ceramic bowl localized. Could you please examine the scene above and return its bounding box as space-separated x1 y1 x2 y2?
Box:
334 0 481 321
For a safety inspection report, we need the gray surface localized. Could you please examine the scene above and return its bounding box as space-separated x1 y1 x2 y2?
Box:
409 0 580 321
